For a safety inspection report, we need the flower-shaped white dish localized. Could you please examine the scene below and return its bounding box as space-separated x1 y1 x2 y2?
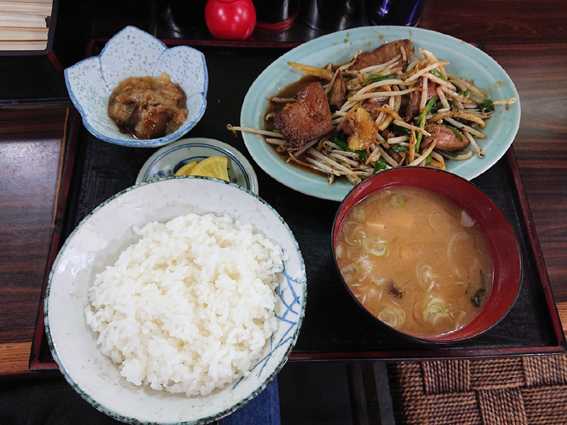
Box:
65 26 208 148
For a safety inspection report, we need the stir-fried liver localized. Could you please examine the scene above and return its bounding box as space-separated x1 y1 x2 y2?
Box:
404 79 438 121
423 124 470 151
350 39 414 71
274 82 333 147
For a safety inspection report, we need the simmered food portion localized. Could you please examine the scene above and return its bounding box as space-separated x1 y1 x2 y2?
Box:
335 187 493 337
108 73 188 139
229 39 516 184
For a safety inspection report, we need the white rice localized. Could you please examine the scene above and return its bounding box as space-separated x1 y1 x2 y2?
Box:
85 213 284 397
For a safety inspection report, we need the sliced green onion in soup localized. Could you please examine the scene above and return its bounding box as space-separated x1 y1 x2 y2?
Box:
378 305 406 328
371 276 387 287
363 237 388 257
365 287 383 303
427 210 454 232
342 221 366 246
341 262 356 277
355 256 374 280
390 194 407 208
416 264 438 291
421 296 452 326
351 207 366 222
342 256 374 282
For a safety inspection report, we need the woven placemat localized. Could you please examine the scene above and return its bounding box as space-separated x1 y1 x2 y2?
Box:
388 354 567 425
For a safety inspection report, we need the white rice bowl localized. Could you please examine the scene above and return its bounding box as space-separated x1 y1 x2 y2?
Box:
46 178 306 424
85 213 284 397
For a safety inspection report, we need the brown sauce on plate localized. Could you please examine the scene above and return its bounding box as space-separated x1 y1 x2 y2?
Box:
264 76 328 175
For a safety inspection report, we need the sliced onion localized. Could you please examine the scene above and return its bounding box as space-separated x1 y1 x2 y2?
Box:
421 296 451 326
374 289 384 302
355 256 373 280
371 276 387 287
340 263 356 284
363 237 388 257
390 193 407 208
378 305 406 328
345 246 360 261
366 287 382 303
342 256 374 283
342 263 356 274
416 264 438 291
342 221 366 246
427 210 449 232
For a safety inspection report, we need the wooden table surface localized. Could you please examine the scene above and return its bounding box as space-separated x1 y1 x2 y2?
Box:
419 0 567 327
1 0 567 376
0 105 68 374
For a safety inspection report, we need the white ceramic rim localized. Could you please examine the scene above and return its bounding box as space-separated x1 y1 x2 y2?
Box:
44 176 307 424
240 26 521 201
135 138 260 195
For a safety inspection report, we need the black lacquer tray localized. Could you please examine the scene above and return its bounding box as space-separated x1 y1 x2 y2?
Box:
31 40 565 369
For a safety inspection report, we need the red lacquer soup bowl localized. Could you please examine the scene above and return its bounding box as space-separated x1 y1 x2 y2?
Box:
331 167 522 343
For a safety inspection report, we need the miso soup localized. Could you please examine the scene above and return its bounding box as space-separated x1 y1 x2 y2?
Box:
336 187 493 337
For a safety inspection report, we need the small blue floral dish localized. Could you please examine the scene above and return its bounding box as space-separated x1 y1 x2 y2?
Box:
136 137 260 195
64 26 208 148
